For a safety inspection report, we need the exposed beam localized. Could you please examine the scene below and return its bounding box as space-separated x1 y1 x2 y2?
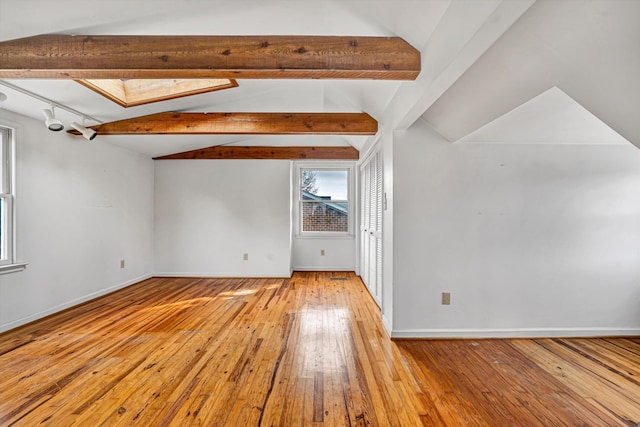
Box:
154 146 359 160
67 112 378 136
0 35 420 80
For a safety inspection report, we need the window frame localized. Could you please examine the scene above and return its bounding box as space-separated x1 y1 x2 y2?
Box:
0 125 15 267
293 161 355 238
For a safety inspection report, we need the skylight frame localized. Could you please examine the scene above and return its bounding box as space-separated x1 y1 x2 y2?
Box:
76 78 238 108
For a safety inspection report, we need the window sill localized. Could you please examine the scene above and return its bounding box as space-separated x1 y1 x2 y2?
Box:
0 262 28 275
295 234 354 240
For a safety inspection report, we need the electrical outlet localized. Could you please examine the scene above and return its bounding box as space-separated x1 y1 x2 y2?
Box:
243 253 249 261
320 249 325 256
120 259 125 269
442 292 451 305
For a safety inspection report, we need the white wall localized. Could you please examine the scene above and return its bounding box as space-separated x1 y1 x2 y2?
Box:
0 109 154 332
154 160 292 277
292 237 356 271
392 119 640 337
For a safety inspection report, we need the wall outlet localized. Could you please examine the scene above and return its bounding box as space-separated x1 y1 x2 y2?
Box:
320 249 325 256
120 259 125 269
442 292 451 305
243 253 249 261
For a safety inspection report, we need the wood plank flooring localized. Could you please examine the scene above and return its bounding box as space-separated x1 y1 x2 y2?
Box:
0 272 638 426
397 338 640 426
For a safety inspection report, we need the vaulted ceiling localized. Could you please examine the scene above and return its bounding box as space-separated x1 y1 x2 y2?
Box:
0 0 638 157
422 0 640 146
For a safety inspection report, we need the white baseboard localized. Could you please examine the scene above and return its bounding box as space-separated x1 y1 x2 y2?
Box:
292 266 356 271
382 314 392 336
155 270 354 277
153 272 291 278
391 327 640 339
0 274 152 333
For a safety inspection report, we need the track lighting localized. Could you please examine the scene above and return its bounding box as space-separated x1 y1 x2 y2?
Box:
0 80 102 140
70 122 97 141
42 107 64 132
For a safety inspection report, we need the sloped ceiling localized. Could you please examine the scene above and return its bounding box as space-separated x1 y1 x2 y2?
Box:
423 0 640 148
457 87 630 146
1 0 454 157
2 1 636 156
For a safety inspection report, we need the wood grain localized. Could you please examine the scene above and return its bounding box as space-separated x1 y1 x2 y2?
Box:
0 273 638 426
510 338 640 425
0 35 421 80
67 112 377 136
153 145 359 160
0 273 423 426
397 338 640 426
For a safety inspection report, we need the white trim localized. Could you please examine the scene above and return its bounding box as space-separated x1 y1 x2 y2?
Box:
293 234 354 240
358 137 382 169
294 232 352 239
292 266 355 272
292 161 356 237
153 272 292 278
0 274 153 333
358 131 382 167
0 125 16 266
391 327 640 339
0 262 27 275
382 314 392 336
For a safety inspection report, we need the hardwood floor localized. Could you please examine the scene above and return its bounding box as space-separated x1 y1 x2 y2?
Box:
0 272 638 426
398 338 640 426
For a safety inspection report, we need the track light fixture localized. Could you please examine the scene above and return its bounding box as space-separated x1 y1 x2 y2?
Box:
42 106 64 132
0 80 102 140
70 121 97 141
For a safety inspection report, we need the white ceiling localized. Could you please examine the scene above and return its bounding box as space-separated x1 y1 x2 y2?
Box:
457 87 630 145
423 0 640 147
0 0 637 157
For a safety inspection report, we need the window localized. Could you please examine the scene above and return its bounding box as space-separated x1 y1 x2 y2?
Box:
0 125 14 266
295 163 354 235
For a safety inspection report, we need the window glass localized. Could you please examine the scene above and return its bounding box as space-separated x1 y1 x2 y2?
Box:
301 169 349 233
0 126 13 264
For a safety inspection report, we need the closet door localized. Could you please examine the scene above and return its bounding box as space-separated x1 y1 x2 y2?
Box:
374 151 383 299
360 149 382 305
360 163 371 287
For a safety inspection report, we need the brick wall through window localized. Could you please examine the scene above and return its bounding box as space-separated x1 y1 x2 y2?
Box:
302 202 348 232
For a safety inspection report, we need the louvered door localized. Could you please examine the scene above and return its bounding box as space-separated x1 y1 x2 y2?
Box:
360 149 382 304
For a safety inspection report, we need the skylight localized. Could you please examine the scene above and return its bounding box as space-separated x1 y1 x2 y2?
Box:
76 78 237 108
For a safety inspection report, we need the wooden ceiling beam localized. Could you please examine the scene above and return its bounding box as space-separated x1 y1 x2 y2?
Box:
0 34 420 80
67 112 378 136
154 145 359 160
